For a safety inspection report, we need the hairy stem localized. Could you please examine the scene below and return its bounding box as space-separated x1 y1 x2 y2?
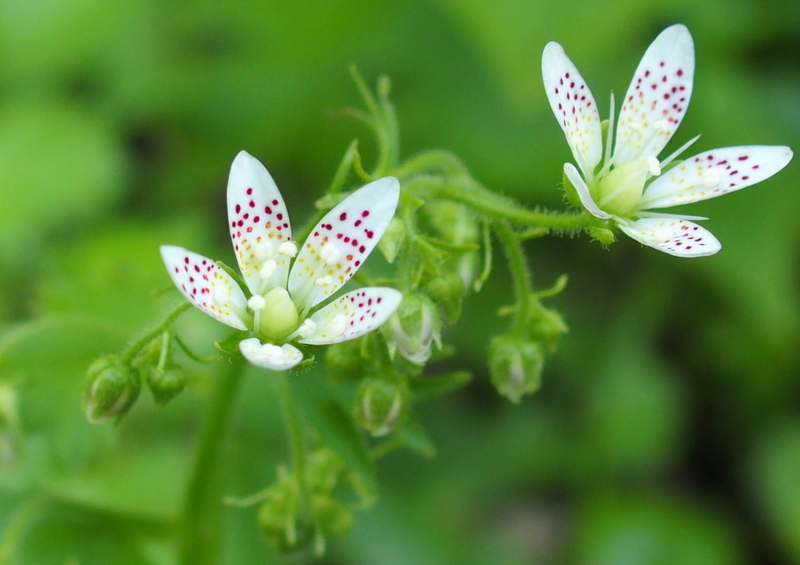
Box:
494 221 533 337
119 301 191 364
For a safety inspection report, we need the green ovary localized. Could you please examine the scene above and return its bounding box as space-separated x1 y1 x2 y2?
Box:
257 287 299 341
596 157 654 217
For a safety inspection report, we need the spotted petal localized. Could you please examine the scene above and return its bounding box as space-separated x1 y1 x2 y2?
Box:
564 163 611 219
161 245 249 330
288 177 400 311
239 338 303 371
618 217 720 257
640 146 793 209
298 288 402 346
228 151 293 295
614 24 694 166
542 42 603 178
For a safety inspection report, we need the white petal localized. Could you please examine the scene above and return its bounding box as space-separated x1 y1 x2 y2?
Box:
618 217 720 257
239 338 303 371
613 25 694 166
564 163 611 219
542 42 603 178
227 151 293 294
288 177 400 310
640 146 793 209
160 246 249 330
298 288 402 345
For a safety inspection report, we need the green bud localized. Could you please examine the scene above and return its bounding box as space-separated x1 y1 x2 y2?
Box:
325 339 365 383
426 272 465 323
530 306 569 352
382 294 442 366
377 217 406 263
258 469 314 553
489 336 545 403
354 374 409 437
146 363 187 407
83 355 141 424
424 201 479 245
312 497 353 537
588 226 616 246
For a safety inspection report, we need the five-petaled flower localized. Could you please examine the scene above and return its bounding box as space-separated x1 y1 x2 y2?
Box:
542 24 792 257
161 151 402 371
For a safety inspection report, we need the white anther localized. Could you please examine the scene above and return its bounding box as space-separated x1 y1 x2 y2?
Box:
653 119 670 132
254 241 275 261
314 276 333 287
259 259 277 280
320 243 341 264
646 156 662 176
297 319 317 339
329 315 347 336
213 287 228 305
628 122 643 132
278 241 298 257
701 168 721 188
260 343 283 356
247 295 266 311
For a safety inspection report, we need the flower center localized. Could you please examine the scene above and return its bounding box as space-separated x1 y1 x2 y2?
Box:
596 157 661 216
248 287 299 341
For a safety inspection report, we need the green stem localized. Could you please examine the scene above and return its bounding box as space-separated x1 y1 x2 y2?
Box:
274 372 309 506
0 497 48 564
494 221 533 337
407 176 593 232
393 150 470 180
119 301 191 364
179 356 246 565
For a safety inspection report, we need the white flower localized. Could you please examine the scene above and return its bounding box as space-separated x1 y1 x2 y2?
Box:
542 24 793 257
161 151 403 371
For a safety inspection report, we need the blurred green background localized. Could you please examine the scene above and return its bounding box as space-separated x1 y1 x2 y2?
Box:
0 0 798 563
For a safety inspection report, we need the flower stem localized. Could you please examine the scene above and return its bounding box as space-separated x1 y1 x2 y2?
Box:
179 356 246 565
119 301 191 364
407 176 593 232
494 221 533 337
273 372 309 506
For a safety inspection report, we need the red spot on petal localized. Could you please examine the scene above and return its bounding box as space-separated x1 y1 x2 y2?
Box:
361 210 370 218
246 188 253 195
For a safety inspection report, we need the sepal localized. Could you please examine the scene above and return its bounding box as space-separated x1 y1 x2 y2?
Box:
145 363 188 407
353 373 409 437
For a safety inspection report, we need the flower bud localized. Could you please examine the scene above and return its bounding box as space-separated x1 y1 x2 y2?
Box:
588 226 615 246
382 294 441 366
354 374 409 437
377 217 406 263
489 336 545 403
258 470 315 553
83 355 141 424
426 272 465 323
312 497 353 537
146 363 187 407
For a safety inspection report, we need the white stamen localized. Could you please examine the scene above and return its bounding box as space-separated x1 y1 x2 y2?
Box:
297 319 317 339
247 295 266 311
259 259 277 280
320 243 341 264
647 157 662 176
314 276 333 287
701 168 721 188
254 241 274 261
653 119 670 132
213 287 228 305
278 241 298 257
329 314 347 336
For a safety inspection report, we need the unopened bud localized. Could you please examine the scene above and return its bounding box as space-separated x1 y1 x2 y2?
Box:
0 383 20 468
489 336 544 403
312 497 353 537
83 355 141 424
426 272 465 323
146 363 187 407
258 470 314 553
382 294 442 366
354 374 409 437
588 226 615 246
